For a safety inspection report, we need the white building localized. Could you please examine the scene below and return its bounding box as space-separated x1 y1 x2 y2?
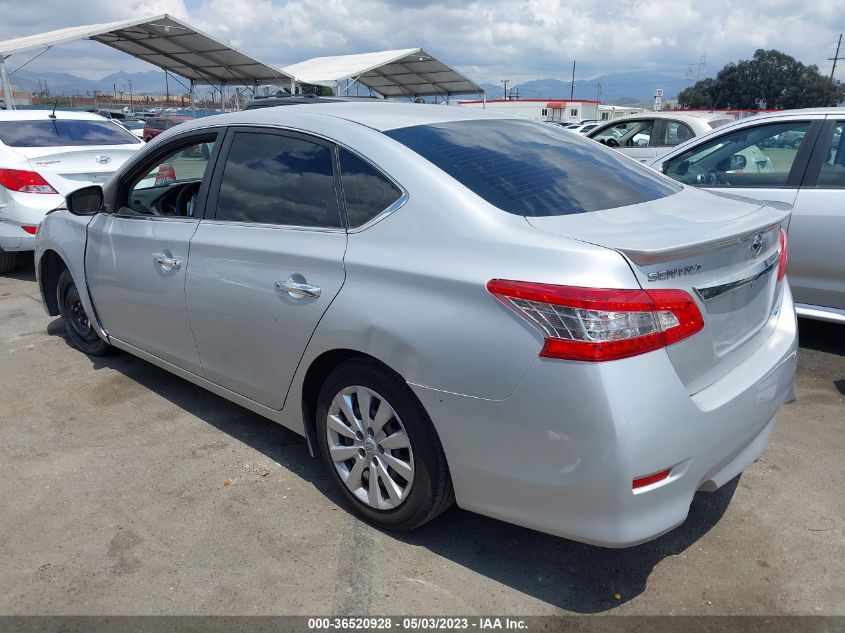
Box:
458 98 646 123
457 98 600 123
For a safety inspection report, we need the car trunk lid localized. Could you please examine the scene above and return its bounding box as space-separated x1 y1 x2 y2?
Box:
10 146 139 195
526 188 790 393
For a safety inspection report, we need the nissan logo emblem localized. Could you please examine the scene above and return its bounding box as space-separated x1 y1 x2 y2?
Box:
751 233 763 257
95 155 112 165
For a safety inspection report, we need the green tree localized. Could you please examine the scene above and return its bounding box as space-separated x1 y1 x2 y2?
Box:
677 49 844 109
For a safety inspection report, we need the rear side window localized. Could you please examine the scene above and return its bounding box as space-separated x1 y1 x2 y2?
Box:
0 119 140 147
339 149 403 227
214 131 341 228
385 119 679 216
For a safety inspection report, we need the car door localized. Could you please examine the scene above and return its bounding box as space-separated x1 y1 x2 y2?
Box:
786 118 845 313
185 127 347 409
85 130 222 374
661 116 824 211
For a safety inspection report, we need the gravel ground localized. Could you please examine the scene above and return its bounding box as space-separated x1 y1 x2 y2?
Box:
1 260 843 616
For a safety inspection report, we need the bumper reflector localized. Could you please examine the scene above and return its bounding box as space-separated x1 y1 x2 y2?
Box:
632 468 672 490
21 225 38 235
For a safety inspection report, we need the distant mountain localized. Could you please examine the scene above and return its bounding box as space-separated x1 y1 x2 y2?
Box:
11 69 188 97
478 72 686 104
9 67 686 104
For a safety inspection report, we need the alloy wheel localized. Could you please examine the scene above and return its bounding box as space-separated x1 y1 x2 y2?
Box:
326 385 414 510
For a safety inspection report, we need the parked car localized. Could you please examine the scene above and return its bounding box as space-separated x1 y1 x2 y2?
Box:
587 112 735 163
142 115 193 142
118 118 146 140
563 121 600 134
0 110 142 273
650 108 845 324
35 103 797 547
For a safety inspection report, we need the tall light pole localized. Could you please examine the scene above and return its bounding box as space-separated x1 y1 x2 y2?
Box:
501 79 509 100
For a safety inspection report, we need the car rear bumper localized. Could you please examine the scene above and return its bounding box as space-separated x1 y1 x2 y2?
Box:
0 190 62 252
412 286 798 547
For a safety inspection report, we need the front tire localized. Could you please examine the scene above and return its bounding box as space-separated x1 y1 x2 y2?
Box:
57 269 113 356
315 358 454 531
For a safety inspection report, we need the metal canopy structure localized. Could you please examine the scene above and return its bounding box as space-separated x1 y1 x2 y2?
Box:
282 48 484 99
0 14 293 110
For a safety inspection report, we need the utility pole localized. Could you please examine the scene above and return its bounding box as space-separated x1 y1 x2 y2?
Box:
164 70 170 101
500 79 509 100
829 34 843 79
128 79 133 111
570 61 576 100
595 81 601 103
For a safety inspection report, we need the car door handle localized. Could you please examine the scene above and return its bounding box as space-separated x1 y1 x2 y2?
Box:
153 253 182 271
275 278 321 299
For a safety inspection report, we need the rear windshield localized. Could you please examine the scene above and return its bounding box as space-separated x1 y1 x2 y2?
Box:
0 119 140 147
385 119 680 216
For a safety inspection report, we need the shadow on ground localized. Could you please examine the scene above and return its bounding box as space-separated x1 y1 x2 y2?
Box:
46 319 741 613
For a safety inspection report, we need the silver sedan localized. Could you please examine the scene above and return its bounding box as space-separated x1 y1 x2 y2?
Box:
34 103 797 547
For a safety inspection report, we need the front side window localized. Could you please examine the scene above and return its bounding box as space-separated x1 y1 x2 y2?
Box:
385 119 679 217
816 121 845 188
0 119 140 147
339 149 403 228
591 120 653 148
124 136 216 217
214 132 341 228
664 121 811 188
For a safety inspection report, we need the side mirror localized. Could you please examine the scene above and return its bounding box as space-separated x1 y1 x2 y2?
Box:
65 185 104 216
671 159 690 176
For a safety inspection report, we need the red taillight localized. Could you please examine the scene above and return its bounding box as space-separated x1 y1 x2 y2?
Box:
777 228 788 282
0 168 58 194
486 280 704 362
21 225 38 235
632 468 672 489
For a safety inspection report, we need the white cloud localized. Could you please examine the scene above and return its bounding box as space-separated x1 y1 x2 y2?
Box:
1 0 844 84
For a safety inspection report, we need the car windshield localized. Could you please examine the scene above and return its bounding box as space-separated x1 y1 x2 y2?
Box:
123 120 145 130
385 119 680 216
0 119 140 147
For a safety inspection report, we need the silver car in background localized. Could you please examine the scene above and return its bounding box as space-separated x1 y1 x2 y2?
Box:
35 103 797 547
650 108 845 324
587 111 734 163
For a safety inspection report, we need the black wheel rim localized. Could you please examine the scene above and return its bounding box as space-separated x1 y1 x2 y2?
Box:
64 285 95 341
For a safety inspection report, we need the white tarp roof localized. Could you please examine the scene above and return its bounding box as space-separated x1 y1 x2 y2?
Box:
283 48 484 97
0 14 292 86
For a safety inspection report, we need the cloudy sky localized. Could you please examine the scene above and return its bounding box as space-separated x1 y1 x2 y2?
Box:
0 0 843 85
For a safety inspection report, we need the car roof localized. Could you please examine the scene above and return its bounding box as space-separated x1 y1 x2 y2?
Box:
0 109 117 121
175 101 522 133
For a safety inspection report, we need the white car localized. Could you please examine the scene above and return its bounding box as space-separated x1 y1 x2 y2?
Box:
564 121 601 134
586 112 735 163
0 110 142 272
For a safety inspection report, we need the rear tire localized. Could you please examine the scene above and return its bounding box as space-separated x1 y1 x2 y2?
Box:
57 269 113 356
316 358 454 531
0 250 19 274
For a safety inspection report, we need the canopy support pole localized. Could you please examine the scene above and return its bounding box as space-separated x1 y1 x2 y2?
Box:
190 79 196 117
0 56 15 110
